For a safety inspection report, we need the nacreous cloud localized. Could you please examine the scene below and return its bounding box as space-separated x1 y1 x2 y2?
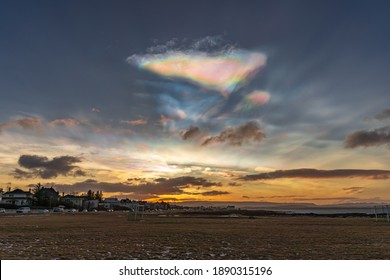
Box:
239 168 390 180
0 117 42 133
11 154 86 179
202 121 265 146
127 50 266 96
344 126 390 148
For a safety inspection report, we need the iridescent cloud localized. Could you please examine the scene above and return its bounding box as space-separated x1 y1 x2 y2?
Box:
49 118 80 127
236 90 270 111
120 119 148 125
128 50 266 96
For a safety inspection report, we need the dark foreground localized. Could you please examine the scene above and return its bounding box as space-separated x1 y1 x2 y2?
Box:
0 212 389 259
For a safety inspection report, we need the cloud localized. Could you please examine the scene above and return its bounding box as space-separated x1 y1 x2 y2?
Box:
181 126 201 140
199 190 230 196
159 115 175 125
256 195 303 199
343 187 365 194
0 117 42 133
344 126 390 148
239 168 390 181
147 36 227 54
190 35 225 51
11 154 86 179
128 49 266 96
12 168 35 179
54 176 223 196
120 119 148 125
374 108 390 120
49 118 80 127
202 121 265 146
235 90 270 112
292 197 358 201
147 38 179 53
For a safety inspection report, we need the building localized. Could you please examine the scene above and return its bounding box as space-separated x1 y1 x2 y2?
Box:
83 199 99 210
60 195 85 209
2 189 33 206
34 187 59 207
102 198 121 209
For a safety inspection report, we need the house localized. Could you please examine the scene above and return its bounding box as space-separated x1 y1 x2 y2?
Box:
34 187 59 207
102 198 121 209
60 195 85 209
2 189 33 206
83 199 99 210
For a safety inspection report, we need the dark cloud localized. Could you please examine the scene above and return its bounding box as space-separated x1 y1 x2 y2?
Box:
12 168 35 179
344 127 390 148
228 182 242 186
11 154 86 179
202 121 265 146
181 126 201 140
0 118 42 133
292 197 358 201
199 190 230 196
54 176 222 196
374 109 390 120
239 168 390 181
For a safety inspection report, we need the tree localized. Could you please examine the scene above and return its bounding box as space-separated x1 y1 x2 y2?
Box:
94 190 103 202
32 183 59 207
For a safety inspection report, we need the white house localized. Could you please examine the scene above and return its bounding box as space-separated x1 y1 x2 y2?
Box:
2 189 33 206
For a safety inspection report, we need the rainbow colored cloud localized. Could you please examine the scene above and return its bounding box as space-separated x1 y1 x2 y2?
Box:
236 91 270 111
128 50 266 96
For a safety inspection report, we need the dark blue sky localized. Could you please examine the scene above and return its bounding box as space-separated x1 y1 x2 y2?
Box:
2 0 389 120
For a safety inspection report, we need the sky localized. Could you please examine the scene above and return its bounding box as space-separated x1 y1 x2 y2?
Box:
1 0 390 204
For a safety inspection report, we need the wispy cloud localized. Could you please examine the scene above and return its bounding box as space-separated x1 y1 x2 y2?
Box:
239 168 390 181
120 119 148 125
343 187 365 194
49 118 80 127
373 108 390 120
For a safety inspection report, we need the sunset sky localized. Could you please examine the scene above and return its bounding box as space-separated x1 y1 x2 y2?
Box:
1 0 390 204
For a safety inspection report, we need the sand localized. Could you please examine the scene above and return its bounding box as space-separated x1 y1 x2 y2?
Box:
0 211 389 259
